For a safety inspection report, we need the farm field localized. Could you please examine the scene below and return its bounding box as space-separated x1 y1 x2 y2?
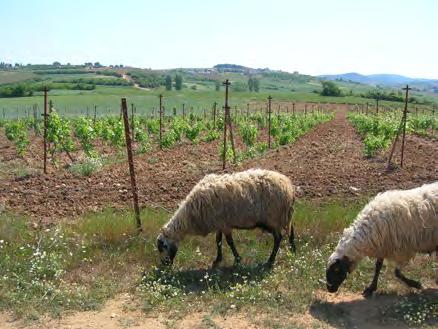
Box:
0 104 437 328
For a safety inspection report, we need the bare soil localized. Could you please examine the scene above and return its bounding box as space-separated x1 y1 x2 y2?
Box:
1 108 437 224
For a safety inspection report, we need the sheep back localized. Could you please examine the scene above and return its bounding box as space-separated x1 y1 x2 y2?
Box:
332 181 438 265
163 169 296 239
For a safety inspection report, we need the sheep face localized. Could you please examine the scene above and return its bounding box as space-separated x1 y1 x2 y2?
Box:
326 256 353 293
156 233 178 266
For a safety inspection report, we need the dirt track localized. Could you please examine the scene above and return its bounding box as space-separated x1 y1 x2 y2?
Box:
0 108 437 223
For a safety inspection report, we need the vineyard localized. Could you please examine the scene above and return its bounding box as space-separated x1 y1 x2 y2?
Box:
348 110 437 157
0 97 438 329
0 105 333 174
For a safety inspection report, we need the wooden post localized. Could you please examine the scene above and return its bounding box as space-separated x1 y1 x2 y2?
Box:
400 85 411 168
293 103 295 115
159 95 163 149
131 103 135 142
33 104 38 132
43 87 48 174
268 96 272 149
182 103 185 119
222 94 228 169
121 98 142 232
213 102 217 128
304 104 307 116
366 102 369 115
387 85 411 169
222 79 236 165
247 103 249 118
376 98 379 114
93 105 97 124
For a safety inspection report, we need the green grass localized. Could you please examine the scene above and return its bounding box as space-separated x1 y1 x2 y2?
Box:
0 71 36 85
0 85 416 120
1 199 437 326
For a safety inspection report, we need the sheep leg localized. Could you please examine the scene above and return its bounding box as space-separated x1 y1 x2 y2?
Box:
266 231 282 266
225 233 241 265
362 258 384 297
289 224 296 253
395 267 422 289
212 232 223 268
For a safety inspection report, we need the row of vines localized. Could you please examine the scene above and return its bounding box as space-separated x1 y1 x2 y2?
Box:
0 109 333 173
348 111 437 157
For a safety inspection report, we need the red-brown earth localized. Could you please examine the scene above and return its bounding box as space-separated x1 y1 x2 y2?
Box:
0 107 437 224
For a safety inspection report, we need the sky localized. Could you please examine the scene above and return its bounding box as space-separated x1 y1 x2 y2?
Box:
1 0 437 78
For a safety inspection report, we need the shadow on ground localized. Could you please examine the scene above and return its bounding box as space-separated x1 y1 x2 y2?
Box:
310 288 438 329
142 263 272 294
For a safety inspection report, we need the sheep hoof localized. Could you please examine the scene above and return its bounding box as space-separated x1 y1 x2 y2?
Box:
264 261 274 269
212 260 221 268
407 280 422 290
362 287 376 298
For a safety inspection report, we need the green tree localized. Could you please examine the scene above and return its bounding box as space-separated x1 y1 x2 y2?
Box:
175 74 183 90
321 81 342 96
248 77 254 91
165 75 172 90
253 78 260 92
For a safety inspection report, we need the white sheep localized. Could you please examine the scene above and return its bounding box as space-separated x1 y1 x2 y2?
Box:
326 181 438 297
156 169 297 267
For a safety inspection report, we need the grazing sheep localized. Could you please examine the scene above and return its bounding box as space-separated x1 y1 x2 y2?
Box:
156 169 296 267
326 182 438 297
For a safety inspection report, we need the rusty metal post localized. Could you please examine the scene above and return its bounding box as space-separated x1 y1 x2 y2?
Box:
43 87 48 174
400 85 411 168
159 94 163 150
121 98 142 232
268 96 272 149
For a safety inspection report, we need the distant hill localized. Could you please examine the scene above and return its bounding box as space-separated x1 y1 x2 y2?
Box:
318 72 438 89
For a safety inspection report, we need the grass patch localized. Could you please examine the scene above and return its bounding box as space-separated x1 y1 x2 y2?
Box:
0 200 436 327
68 156 103 176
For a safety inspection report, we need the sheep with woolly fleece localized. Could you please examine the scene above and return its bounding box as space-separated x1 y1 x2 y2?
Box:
156 169 296 267
326 181 438 297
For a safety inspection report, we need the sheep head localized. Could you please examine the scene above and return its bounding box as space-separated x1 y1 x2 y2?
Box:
326 256 353 293
156 233 178 266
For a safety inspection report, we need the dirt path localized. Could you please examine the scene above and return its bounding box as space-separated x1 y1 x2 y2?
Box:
2 288 437 328
0 294 262 329
122 74 150 91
